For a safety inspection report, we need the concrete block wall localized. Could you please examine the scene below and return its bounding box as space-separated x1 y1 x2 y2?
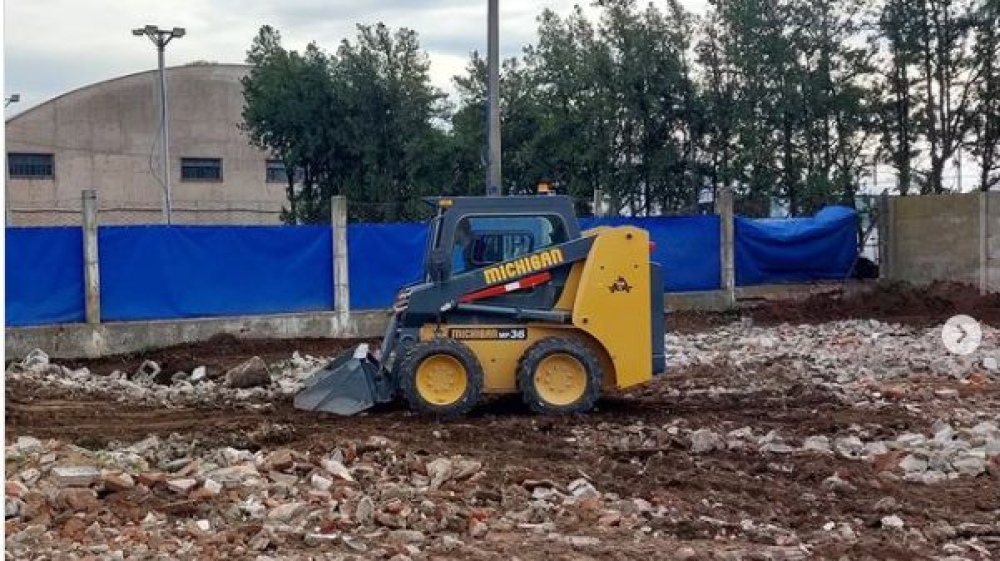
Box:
888 192 1000 292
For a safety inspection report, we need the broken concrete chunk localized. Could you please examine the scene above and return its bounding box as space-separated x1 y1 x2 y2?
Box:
225 356 271 388
690 429 724 454
133 360 161 384
166 478 197 495
321 458 354 482
51 466 100 488
20 349 50 371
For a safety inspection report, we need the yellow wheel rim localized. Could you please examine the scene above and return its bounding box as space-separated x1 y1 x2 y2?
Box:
415 354 468 406
533 353 587 407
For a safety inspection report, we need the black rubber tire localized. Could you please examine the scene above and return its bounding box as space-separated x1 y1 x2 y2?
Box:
517 337 601 414
398 339 484 417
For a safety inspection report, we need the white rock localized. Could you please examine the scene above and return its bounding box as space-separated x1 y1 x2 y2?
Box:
690 429 724 454
933 421 956 443
567 478 598 499
426 458 453 490
899 454 928 474
190 366 208 383
52 465 100 487
388 529 426 543
321 458 354 482
983 357 998 371
881 515 905 530
267 502 307 522
802 436 831 453
834 436 864 457
971 422 999 437
14 436 44 455
196 519 211 532
6 497 23 518
894 433 927 448
304 532 340 546
166 478 197 494
123 435 161 455
951 454 987 477
355 496 375 525
20 349 50 371
311 474 333 492
202 478 222 496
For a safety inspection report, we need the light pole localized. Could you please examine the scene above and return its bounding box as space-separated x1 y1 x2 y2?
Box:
132 25 185 224
5 94 20 224
485 0 501 196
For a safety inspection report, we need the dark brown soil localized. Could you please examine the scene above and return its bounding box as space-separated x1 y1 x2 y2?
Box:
671 281 1000 332
59 333 371 378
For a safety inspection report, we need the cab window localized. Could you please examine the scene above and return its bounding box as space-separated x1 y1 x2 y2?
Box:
452 215 567 274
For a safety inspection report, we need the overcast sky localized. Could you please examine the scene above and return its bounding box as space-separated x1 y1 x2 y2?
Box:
3 0 707 118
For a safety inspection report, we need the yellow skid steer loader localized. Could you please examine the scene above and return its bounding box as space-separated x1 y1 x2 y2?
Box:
295 195 665 416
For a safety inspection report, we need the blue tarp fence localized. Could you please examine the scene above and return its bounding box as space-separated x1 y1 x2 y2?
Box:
5 208 856 327
5 227 85 327
99 225 333 322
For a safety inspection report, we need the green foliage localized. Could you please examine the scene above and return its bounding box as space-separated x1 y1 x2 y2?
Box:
242 0 1000 223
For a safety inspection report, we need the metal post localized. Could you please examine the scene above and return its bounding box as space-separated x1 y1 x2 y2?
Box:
485 0 502 196
4 94 19 225
592 189 604 218
4 150 10 226
158 44 172 224
134 26 184 224
717 186 736 308
331 196 350 323
82 190 101 324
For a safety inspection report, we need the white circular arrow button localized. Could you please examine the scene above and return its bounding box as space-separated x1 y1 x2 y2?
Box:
941 315 982 356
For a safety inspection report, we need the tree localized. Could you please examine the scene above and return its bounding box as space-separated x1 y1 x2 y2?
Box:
335 23 449 221
242 24 448 223
241 26 341 223
970 0 1000 191
914 0 979 193
878 0 922 195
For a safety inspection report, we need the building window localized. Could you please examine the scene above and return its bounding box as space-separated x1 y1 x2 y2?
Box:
8 153 54 178
266 159 305 184
181 158 222 181
266 160 287 183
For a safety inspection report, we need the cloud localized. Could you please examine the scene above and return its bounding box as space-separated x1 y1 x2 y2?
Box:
4 0 707 114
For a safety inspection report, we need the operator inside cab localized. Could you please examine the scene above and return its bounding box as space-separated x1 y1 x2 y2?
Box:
452 219 473 274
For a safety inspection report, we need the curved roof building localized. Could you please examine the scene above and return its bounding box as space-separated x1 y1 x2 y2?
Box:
5 64 288 225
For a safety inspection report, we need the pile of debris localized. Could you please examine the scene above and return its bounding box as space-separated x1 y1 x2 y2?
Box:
667 319 1000 384
6 349 328 408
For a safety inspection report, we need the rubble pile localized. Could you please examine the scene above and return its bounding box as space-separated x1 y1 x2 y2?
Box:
6 349 329 408
6 317 1000 559
667 319 1000 385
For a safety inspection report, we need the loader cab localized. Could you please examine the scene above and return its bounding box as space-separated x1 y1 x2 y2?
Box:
424 196 581 280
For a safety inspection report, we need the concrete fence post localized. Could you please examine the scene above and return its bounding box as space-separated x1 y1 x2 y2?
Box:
980 191 989 295
82 189 101 325
877 189 891 280
592 189 604 218
717 186 736 308
331 196 350 322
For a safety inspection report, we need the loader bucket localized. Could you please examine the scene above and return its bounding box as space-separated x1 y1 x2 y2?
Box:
294 344 382 416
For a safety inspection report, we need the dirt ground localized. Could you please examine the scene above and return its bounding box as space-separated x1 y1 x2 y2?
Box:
671 280 1000 333
6 281 1000 560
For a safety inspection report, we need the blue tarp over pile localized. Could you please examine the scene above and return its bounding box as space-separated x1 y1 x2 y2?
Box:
735 206 858 286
